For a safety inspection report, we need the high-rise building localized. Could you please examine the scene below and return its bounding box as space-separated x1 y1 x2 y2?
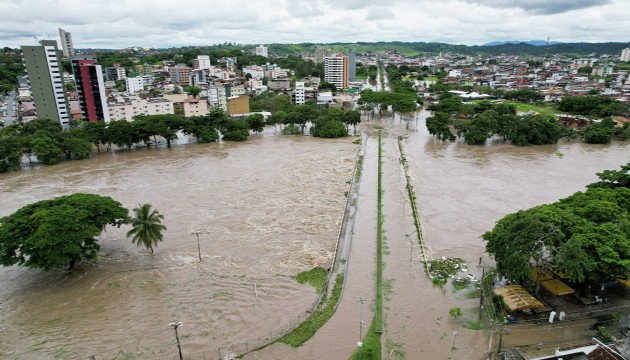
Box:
315 47 324 64
324 53 349 89
193 55 211 70
348 52 356 82
71 55 110 123
621 48 630 62
255 44 268 58
58 28 74 58
21 40 70 128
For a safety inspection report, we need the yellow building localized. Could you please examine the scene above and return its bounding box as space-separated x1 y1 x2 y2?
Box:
227 95 250 116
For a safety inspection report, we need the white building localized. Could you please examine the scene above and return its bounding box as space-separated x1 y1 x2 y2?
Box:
621 48 630 62
183 98 209 117
207 86 225 110
126 77 144 95
108 97 174 121
269 68 289 79
317 92 334 105
196 55 211 70
255 44 268 58
244 65 265 79
293 82 305 105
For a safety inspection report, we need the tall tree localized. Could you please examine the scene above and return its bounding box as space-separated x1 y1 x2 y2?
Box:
426 112 456 141
0 194 128 270
126 204 167 253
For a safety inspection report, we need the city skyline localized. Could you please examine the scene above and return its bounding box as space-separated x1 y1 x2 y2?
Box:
0 0 629 49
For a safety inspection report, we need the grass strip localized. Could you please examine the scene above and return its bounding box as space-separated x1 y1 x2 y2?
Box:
279 274 344 347
295 267 327 293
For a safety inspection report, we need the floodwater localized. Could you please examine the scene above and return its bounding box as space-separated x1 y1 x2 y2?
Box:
0 132 358 359
381 109 630 359
1 112 628 360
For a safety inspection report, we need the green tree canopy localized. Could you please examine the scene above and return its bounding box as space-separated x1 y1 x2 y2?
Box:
484 183 630 288
126 203 166 253
0 194 128 270
426 112 456 141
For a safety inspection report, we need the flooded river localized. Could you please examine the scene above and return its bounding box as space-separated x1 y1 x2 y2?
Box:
0 132 357 359
1 112 628 359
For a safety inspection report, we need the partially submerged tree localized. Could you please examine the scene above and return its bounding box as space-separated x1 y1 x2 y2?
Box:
484 175 630 291
0 194 128 270
126 203 167 253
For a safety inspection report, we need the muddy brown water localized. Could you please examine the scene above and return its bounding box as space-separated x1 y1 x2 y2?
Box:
0 132 357 359
1 113 629 360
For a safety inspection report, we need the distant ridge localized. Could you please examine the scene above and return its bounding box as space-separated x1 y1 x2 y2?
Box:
483 40 562 46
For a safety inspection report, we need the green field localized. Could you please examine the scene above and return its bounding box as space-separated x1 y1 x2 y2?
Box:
504 101 561 117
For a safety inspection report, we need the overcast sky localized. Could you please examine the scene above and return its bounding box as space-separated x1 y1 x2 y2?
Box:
1 0 628 49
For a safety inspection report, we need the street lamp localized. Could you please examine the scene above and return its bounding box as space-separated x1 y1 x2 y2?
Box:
452 331 459 350
192 232 201 262
169 322 184 360
357 297 365 359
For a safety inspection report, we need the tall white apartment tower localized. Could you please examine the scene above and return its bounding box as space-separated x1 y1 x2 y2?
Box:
621 48 630 62
58 28 74 58
255 44 268 58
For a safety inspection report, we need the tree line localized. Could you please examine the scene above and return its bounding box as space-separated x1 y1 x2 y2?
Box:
0 111 249 172
357 89 419 119
267 104 361 138
0 193 167 270
425 95 630 145
0 104 362 173
484 163 630 296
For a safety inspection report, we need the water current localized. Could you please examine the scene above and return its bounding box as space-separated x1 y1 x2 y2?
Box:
0 111 628 359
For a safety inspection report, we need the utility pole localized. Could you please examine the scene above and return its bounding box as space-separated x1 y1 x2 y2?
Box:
452 331 459 350
358 297 365 359
169 322 184 360
479 267 485 320
193 232 201 262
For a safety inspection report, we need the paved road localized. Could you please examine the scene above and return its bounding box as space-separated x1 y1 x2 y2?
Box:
1 90 18 126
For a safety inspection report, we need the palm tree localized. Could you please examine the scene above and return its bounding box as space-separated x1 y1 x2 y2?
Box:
126 203 167 253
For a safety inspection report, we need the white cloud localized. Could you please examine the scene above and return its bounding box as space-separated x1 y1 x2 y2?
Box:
365 7 395 21
0 0 628 48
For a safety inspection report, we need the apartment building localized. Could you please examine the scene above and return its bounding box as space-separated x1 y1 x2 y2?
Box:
255 44 268 58
126 77 144 95
243 65 265 79
108 97 174 121
21 40 70 129
169 64 191 85
324 54 349 89
71 55 110 122
58 28 74 58
293 82 305 105
192 55 211 70
105 64 127 81
182 98 209 117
